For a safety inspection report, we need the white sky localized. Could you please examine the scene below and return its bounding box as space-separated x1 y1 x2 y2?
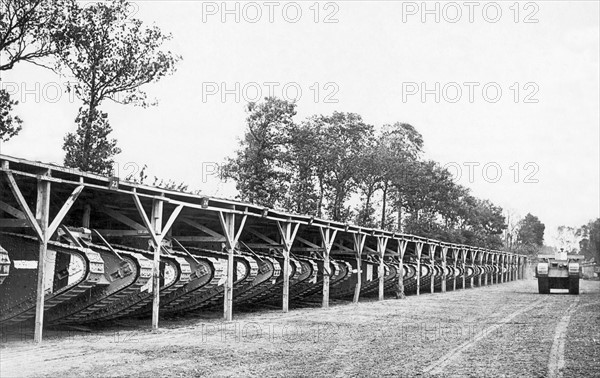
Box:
0 1 598 246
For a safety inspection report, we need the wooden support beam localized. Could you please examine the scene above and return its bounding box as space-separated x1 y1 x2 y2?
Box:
102 206 147 231
415 242 423 296
483 252 489 286
477 252 483 287
462 249 467 289
277 221 299 313
248 227 279 245
181 217 225 238
218 211 247 321
396 240 408 298
33 179 50 343
0 218 30 227
82 204 91 228
377 236 389 301
496 254 501 284
132 195 183 329
47 185 84 239
0 200 26 219
441 246 448 293
452 248 458 291
5 172 44 240
150 199 163 330
334 242 354 253
296 236 320 249
319 227 337 309
352 233 366 303
429 244 437 294
469 250 476 288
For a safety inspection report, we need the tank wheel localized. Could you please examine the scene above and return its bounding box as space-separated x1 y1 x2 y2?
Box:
569 277 579 295
538 277 550 294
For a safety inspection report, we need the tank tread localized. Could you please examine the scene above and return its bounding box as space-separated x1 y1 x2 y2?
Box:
51 250 152 324
161 256 225 312
0 233 104 325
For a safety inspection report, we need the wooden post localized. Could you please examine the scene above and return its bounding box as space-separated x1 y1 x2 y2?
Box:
218 211 247 321
319 227 337 309
33 179 50 343
441 246 448 293
429 244 436 294
415 242 423 296
461 249 467 289
277 221 299 313
469 250 476 288
4 171 84 343
498 254 504 283
377 236 389 301
150 199 163 329
452 248 458 291
483 252 488 286
82 204 91 228
353 233 366 304
397 239 408 298
133 195 184 328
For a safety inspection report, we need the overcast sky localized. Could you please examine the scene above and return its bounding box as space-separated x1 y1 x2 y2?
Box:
1 1 598 246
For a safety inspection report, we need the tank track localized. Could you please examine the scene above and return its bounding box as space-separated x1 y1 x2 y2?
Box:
48 248 153 324
74 247 191 322
159 256 225 313
170 255 259 314
0 233 104 325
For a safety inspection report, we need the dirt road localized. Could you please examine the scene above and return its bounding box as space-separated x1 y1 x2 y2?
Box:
1 279 599 377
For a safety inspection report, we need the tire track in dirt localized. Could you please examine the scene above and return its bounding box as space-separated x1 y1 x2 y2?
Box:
547 295 580 378
422 297 544 375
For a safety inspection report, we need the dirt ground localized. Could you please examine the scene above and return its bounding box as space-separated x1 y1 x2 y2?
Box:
1 279 599 378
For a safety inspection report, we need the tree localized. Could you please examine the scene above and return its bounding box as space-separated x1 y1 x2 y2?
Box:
63 108 120 175
516 213 545 255
379 122 423 230
1 0 73 141
0 0 71 70
578 218 600 261
306 112 374 222
223 97 297 207
0 89 21 141
57 0 180 173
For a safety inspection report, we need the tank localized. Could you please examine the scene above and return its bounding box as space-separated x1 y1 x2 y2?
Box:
536 249 583 294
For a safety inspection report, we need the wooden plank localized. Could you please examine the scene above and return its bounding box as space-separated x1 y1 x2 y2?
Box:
248 227 279 245
102 206 147 231
132 194 161 248
34 179 50 343
429 244 437 294
377 236 389 301
397 240 408 299
4 172 44 240
0 200 26 218
150 199 163 330
160 205 184 241
47 185 84 239
296 236 320 249
415 242 423 296
441 246 448 293
0 218 30 227
353 233 366 304
319 227 337 309
181 217 225 238
277 221 300 313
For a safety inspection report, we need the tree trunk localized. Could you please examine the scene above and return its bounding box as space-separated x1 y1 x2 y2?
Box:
381 182 388 229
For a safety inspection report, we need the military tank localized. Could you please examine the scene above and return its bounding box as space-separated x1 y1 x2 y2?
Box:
536 249 583 294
